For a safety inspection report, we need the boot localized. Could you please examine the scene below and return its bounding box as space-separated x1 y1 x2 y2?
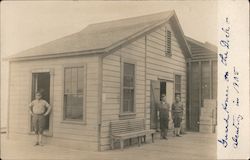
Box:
164 129 168 140
174 128 177 136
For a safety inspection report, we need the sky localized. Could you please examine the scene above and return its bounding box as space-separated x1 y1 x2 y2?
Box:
0 1 218 126
1 1 218 56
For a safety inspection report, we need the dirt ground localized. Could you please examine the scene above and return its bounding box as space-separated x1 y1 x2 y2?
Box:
1 132 216 160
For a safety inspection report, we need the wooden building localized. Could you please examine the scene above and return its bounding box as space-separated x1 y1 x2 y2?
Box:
186 37 217 132
6 10 197 151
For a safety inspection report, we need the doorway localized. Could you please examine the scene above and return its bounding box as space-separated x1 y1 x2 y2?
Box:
31 72 51 135
150 80 174 130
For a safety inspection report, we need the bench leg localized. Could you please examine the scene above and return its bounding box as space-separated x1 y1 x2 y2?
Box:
129 138 132 146
144 135 146 143
120 139 124 150
152 133 154 143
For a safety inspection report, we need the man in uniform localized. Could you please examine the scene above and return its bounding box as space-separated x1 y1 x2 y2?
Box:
172 94 184 137
159 95 170 139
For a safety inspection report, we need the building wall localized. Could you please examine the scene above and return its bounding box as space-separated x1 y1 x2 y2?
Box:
101 36 146 150
100 23 187 150
188 60 217 131
145 24 187 130
8 55 99 151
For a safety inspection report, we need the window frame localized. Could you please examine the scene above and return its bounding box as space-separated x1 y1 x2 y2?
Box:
174 74 182 97
165 28 172 57
61 64 87 124
120 58 137 118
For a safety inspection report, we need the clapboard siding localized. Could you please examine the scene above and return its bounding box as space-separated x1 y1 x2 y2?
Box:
8 56 99 151
100 36 146 150
145 23 187 130
100 23 187 151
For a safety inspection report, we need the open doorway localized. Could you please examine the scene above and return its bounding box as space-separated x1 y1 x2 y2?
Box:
31 72 51 135
150 80 174 130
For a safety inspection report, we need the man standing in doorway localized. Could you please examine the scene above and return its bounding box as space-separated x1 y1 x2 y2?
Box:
159 95 170 139
172 94 184 137
29 91 51 146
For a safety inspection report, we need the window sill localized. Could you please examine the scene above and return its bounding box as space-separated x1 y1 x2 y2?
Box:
61 120 86 125
119 113 136 120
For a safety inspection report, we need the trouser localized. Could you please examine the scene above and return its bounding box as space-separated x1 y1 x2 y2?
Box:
174 128 181 136
32 114 45 134
173 116 182 136
173 117 182 128
160 129 167 138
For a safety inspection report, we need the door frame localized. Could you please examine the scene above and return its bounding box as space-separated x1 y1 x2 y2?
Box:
150 80 160 130
28 68 54 136
150 78 174 130
158 78 175 103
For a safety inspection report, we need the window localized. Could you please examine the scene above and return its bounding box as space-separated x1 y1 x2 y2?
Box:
165 29 172 56
175 75 181 97
122 63 135 113
64 66 84 121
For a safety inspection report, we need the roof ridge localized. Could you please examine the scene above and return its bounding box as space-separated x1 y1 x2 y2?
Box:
83 10 175 32
185 36 217 53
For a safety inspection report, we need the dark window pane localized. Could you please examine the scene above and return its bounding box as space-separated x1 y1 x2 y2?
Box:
71 68 78 93
175 75 181 83
71 82 77 94
65 82 71 93
77 67 84 93
64 95 73 119
71 68 78 82
64 66 84 121
78 67 84 81
175 75 181 93
123 63 135 87
64 95 83 120
77 85 84 94
128 89 134 112
71 95 83 119
123 99 129 112
65 69 72 93
65 68 72 82
123 89 134 112
175 84 181 93
124 63 135 76
123 75 134 87
123 63 135 113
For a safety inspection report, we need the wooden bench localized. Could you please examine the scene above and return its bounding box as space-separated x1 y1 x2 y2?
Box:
110 119 156 150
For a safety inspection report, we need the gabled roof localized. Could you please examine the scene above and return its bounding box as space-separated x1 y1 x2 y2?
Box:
185 36 217 61
8 10 191 61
